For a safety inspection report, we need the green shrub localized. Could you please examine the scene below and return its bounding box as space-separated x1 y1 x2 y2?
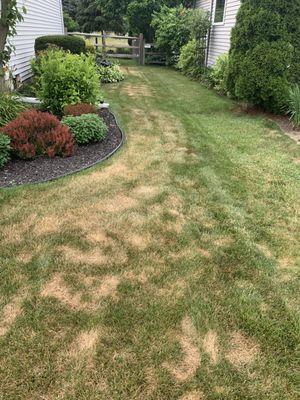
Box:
62 113 108 145
234 41 292 113
35 49 101 116
177 40 204 78
287 85 300 127
210 53 229 94
153 6 210 67
35 35 86 54
152 6 191 65
97 64 125 83
227 0 300 113
0 133 10 169
0 92 26 127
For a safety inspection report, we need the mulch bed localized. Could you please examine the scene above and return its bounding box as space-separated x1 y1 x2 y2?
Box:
0 109 124 188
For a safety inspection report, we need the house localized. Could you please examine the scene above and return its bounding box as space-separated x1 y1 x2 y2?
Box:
196 0 241 66
8 0 65 82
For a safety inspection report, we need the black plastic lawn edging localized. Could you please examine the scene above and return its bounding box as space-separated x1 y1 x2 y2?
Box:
0 109 125 189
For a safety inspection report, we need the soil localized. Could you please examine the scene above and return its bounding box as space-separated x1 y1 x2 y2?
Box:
0 109 124 188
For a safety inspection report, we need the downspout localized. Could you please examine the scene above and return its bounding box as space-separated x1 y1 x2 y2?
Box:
205 0 214 67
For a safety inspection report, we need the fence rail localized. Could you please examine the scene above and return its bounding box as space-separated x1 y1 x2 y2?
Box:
68 32 145 65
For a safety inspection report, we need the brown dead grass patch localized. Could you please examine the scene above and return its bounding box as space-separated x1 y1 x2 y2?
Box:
123 270 149 284
122 84 153 98
85 275 120 301
213 237 234 248
41 274 82 310
164 316 200 382
2 214 37 244
278 256 295 269
126 233 151 250
41 273 120 311
157 278 187 300
0 291 26 337
203 330 218 365
60 246 108 266
69 329 99 359
257 244 273 258
100 195 138 213
86 230 111 246
133 185 161 199
16 251 33 264
172 245 210 261
34 215 60 236
144 366 158 396
226 331 260 368
180 390 204 400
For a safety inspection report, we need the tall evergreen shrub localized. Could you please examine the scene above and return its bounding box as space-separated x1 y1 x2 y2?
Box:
227 0 300 113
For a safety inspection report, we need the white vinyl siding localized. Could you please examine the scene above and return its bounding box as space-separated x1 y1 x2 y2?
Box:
9 0 64 81
196 0 240 66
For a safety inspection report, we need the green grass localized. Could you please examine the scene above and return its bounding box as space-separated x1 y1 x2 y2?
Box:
0 65 299 400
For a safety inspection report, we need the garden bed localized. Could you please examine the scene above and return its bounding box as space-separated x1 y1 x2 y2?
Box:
0 109 124 188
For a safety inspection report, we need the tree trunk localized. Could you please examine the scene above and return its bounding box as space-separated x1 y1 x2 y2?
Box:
0 0 10 89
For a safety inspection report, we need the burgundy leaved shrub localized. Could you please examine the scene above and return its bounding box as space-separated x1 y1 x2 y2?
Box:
1 109 74 159
63 103 98 117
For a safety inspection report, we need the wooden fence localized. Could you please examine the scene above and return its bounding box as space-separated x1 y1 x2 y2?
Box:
68 32 145 65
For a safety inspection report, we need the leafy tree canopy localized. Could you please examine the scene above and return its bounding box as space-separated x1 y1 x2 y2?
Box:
126 0 195 41
76 0 130 33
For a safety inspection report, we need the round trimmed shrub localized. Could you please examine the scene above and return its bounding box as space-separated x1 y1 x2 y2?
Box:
64 103 98 117
1 110 75 159
35 35 86 54
62 114 108 145
0 133 11 169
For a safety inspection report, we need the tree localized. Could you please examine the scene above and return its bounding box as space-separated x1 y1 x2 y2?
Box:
76 0 129 33
62 0 80 20
151 5 193 63
126 0 194 42
227 0 300 113
63 11 79 32
126 0 158 42
0 0 25 87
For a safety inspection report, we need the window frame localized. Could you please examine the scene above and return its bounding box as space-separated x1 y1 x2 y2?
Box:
213 0 227 26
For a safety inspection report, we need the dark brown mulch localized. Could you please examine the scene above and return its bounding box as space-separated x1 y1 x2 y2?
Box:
0 109 124 188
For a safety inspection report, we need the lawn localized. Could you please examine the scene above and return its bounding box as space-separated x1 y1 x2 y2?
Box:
0 64 299 400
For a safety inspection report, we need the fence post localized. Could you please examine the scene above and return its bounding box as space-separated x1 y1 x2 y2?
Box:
139 34 145 66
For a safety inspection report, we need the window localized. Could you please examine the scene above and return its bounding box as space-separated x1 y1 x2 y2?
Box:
214 0 226 24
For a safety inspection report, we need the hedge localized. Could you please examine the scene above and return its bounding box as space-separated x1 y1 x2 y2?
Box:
35 35 86 55
227 0 300 113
